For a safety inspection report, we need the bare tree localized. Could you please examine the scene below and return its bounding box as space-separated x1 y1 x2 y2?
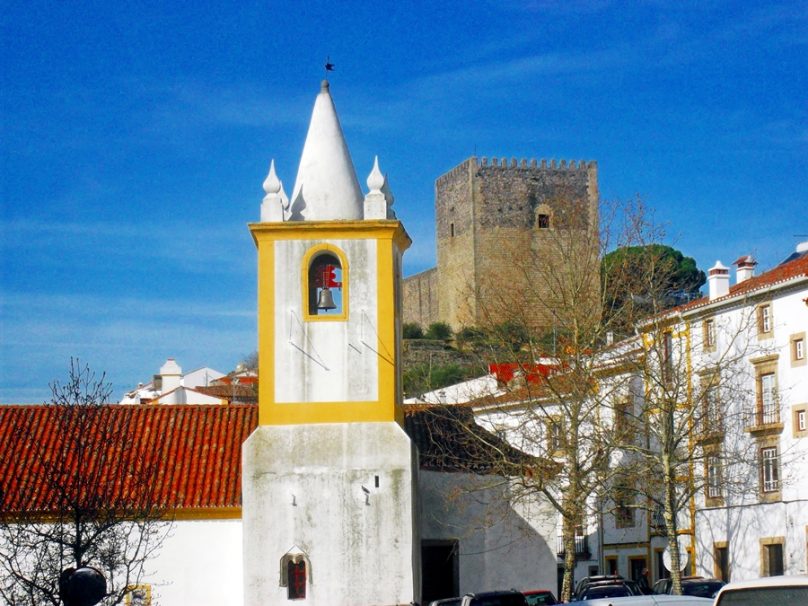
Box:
603 231 761 595
425 195 663 602
0 359 173 606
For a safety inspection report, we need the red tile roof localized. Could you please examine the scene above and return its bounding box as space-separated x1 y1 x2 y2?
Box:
0 403 532 517
678 254 808 313
0 404 256 515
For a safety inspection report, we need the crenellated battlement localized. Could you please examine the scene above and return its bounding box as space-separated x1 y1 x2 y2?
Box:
436 156 596 186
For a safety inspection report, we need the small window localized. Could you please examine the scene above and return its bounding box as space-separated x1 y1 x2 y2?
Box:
280 553 309 600
793 406 808 438
757 304 773 336
613 480 635 528
703 319 716 350
535 204 552 230
759 373 778 424
450 222 455 237
791 333 806 367
547 418 563 453
760 447 780 493
287 560 306 599
706 455 722 499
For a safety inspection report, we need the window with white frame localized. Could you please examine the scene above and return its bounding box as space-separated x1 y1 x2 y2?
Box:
547 418 563 453
706 455 722 499
791 333 806 367
794 406 808 438
760 373 777 424
757 304 773 336
760 447 780 493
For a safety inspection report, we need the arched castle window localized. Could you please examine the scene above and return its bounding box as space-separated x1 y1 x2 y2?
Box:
279 552 309 600
535 204 552 229
303 245 348 320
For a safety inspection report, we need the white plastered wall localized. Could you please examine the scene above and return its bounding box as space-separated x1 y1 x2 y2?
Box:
273 238 379 403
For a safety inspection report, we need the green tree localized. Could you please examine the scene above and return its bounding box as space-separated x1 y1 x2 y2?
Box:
602 244 706 335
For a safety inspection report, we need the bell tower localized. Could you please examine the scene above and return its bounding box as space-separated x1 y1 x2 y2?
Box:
242 81 419 606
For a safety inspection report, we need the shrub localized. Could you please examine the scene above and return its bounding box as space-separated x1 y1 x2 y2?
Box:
403 322 424 339
425 322 453 340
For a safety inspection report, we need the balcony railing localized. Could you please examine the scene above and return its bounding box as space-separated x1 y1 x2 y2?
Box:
556 535 590 559
651 506 665 530
746 401 781 429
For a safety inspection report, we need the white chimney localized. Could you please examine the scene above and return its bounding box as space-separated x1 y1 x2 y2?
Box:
708 261 730 300
733 255 757 283
159 358 183 394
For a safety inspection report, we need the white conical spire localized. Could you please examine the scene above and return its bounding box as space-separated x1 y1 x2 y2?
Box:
288 80 363 221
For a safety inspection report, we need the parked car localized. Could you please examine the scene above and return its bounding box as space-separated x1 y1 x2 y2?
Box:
574 575 626 599
460 589 529 606
713 575 808 605
428 598 463 606
522 589 557 605
575 595 713 605
578 583 633 600
652 577 724 598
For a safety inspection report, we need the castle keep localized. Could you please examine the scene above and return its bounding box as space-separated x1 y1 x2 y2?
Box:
404 156 599 333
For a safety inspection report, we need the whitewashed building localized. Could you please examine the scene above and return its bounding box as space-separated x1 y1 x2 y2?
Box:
684 246 808 581
119 358 226 404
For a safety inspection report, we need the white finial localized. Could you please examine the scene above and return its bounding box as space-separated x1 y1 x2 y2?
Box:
363 155 390 220
367 156 384 193
261 160 286 222
263 160 281 195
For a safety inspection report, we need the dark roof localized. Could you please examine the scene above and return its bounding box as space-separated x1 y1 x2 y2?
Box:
404 404 539 474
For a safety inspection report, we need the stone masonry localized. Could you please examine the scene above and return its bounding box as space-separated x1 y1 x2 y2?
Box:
403 156 600 334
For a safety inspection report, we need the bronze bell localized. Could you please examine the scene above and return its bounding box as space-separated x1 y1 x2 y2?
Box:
316 287 336 310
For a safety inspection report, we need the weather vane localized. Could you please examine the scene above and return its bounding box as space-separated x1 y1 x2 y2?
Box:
324 56 335 76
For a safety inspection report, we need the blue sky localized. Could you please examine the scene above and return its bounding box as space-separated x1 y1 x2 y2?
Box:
1 1 806 402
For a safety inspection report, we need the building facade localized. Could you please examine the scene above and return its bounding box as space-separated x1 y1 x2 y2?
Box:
687 247 808 581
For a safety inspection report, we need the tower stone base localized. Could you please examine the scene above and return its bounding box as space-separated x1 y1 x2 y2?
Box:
242 422 420 606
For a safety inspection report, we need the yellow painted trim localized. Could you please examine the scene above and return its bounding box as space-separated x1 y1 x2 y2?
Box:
249 220 412 252
255 227 275 427
301 243 349 322
250 220 408 427
172 506 242 520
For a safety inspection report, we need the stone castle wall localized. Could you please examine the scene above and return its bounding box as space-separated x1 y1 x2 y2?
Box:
404 156 600 334
402 267 439 327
